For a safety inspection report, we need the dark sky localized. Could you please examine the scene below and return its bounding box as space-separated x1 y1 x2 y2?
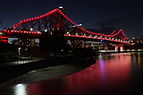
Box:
0 0 143 39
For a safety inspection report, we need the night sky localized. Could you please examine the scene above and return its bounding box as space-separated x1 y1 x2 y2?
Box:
0 0 143 39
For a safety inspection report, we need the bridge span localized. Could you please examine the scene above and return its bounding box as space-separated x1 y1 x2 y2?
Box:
0 8 129 52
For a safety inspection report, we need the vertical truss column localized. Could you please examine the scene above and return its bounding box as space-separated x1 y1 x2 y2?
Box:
119 44 124 52
114 45 119 52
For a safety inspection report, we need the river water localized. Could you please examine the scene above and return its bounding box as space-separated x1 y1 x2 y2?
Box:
0 52 143 95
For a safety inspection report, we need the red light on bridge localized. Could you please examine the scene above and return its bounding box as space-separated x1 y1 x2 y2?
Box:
2 30 42 35
64 34 129 44
1 36 8 39
3 8 128 44
0 35 8 43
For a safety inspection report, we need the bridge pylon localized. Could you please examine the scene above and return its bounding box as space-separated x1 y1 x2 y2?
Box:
39 29 67 53
114 44 124 52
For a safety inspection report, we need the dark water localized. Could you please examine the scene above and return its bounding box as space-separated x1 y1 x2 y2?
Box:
1 52 143 95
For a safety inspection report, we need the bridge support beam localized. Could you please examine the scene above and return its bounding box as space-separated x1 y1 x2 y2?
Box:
119 44 124 52
39 30 67 54
115 45 119 52
114 44 124 52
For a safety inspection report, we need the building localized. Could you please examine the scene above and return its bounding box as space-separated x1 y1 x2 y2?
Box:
11 38 39 47
134 37 143 44
129 37 143 49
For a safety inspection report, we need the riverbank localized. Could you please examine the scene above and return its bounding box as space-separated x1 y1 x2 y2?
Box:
0 55 95 84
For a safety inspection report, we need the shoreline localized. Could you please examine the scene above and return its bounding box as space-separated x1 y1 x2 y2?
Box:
0 55 95 85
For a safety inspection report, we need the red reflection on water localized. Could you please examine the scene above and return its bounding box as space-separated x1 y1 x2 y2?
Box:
26 53 132 95
26 79 67 95
66 53 132 95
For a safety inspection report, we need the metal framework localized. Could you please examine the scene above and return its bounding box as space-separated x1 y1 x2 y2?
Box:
0 8 129 44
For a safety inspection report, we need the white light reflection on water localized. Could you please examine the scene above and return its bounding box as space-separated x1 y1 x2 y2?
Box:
14 84 27 95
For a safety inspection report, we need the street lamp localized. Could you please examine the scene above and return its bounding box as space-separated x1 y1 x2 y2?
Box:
18 47 21 63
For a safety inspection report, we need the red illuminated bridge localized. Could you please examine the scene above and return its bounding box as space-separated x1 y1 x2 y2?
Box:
0 8 129 51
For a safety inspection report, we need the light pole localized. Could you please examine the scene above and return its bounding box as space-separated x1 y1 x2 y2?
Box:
18 47 21 64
